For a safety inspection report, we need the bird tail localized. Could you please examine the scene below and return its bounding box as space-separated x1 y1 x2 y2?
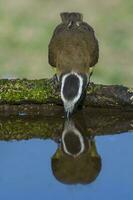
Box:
60 12 83 24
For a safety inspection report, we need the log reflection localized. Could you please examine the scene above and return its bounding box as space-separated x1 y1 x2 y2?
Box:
0 108 132 141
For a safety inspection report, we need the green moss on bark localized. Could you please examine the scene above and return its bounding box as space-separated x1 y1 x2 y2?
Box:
0 79 59 104
0 79 133 111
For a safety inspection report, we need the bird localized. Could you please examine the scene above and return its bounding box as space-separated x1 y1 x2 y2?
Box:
48 12 99 118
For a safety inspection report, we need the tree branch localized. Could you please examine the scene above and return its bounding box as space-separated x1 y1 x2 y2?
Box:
0 79 133 116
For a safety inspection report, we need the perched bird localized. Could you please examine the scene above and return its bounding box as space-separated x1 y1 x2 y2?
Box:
49 12 99 117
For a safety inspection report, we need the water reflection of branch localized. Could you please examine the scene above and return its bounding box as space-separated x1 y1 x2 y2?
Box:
0 108 132 141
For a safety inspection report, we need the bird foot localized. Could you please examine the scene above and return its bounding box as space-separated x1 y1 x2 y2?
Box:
50 74 60 92
87 71 93 86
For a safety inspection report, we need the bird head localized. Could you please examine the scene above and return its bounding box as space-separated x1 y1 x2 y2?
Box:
60 71 88 118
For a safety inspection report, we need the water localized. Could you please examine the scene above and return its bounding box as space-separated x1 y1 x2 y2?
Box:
0 111 133 200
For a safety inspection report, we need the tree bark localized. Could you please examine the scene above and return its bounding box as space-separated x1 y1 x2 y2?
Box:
0 79 133 116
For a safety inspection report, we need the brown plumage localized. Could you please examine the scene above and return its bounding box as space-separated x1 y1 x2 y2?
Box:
48 12 99 75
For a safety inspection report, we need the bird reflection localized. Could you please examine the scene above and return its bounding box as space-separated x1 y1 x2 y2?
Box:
51 114 101 185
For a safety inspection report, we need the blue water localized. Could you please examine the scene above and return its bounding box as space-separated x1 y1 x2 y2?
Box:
0 133 133 200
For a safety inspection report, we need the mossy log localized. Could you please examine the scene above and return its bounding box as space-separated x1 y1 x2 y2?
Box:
0 78 133 141
0 108 132 141
0 78 133 116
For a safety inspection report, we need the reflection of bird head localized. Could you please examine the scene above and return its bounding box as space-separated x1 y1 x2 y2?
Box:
60 72 88 118
61 119 88 157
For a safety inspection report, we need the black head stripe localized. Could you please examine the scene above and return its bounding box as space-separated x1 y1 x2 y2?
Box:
63 74 80 101
63 131 81 155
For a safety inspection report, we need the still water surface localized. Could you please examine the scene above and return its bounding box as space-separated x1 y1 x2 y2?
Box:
0 132 133 200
